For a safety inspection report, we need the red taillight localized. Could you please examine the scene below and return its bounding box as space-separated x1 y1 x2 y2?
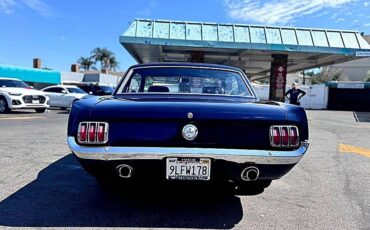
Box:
97 124 105 142
270 125 299 148
281 127 289 146
78 123 87 142
289 126 299 146
77 122 108 144
88 123 96 142
271 127 281 146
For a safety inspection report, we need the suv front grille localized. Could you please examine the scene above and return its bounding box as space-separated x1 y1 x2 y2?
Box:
23 95 46 104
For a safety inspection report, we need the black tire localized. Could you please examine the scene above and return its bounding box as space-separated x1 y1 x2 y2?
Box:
234 180 272 196
35 108 46 113
0 97 10 113
94 175 129 195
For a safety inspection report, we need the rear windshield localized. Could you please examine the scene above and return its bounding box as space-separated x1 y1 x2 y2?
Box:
117 67 252 97
0 79 29 88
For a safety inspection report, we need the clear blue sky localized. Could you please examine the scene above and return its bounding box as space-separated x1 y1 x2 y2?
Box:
1 0 370 71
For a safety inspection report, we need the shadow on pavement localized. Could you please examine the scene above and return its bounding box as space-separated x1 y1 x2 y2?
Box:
354 111 370 123
0 154 243 228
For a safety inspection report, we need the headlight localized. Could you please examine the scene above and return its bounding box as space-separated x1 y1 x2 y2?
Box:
8 92 22 96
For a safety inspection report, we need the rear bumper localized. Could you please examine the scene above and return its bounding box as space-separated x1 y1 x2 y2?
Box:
67 136 309 165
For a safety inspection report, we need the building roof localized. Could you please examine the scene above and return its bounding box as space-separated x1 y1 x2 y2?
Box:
0 64 60 84
120 19 370 79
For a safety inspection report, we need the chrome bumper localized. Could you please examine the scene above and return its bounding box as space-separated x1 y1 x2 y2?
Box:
67 136 309 165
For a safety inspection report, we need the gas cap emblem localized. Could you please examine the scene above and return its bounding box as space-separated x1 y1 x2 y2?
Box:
182 124 198 141
187 112 193 119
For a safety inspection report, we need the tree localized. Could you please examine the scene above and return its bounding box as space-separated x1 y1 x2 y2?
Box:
91 47 119 72
311 67 345 84
108 56 119 72
77 57 95 71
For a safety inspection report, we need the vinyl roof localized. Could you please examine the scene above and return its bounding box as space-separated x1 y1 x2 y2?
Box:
120 19 370 79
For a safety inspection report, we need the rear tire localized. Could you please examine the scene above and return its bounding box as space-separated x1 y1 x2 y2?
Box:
35 108 46 113
234 180 272 196
0 97 10 113
95 175 128 194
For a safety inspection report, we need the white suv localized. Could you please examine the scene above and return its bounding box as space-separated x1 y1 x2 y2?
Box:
0 78 50 113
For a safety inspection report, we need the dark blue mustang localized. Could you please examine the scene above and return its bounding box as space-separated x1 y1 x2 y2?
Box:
67 63 309 194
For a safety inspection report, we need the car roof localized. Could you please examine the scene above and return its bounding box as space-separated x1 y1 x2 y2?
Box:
0 77 22 81
46 84 79 88
129 62 242 72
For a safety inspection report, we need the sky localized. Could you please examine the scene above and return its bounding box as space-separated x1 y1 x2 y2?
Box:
0 0 370 72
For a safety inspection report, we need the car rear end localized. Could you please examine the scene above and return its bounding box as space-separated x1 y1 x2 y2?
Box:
67 64 309 193
67 98 308 188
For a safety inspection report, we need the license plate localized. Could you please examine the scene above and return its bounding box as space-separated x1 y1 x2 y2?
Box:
32 100 39 104
166 158 211 180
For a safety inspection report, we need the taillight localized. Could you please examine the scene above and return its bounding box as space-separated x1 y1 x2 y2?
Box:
289 126 299 147
281 127 289 146
97 123 106 142
88 123 96 142
270 126 299 148
271 127 281 146
77 122 108 144
78 123 87 142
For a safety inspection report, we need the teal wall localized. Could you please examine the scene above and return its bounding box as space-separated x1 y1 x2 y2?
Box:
0 65 61 84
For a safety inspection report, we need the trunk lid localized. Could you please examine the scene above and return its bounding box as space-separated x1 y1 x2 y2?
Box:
89 96 288 149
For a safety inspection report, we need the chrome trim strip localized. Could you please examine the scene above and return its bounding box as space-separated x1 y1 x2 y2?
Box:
67 137 309 165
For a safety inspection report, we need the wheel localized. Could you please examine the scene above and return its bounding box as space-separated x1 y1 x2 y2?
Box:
234 180 272 195
0 97 10 113
35 108 46 113
95 175 127 194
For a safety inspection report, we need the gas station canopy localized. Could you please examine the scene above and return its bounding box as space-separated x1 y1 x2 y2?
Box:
120 19 370 79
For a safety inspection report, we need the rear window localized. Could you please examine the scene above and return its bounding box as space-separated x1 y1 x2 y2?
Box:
117 67 252 97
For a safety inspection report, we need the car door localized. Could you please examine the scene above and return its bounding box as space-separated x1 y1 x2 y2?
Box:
58 87 76 108
43 87 65 107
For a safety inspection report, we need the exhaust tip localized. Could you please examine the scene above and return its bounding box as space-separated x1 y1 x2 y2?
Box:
241 166 259 181
116 164 133 178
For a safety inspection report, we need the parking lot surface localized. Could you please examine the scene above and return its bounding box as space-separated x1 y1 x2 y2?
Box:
0 109 369 229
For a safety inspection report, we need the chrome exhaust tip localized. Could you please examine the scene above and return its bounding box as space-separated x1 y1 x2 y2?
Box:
116 164 133 178
241 166 260 181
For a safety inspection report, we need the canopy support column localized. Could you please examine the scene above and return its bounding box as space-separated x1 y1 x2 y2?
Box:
269 54 288 102
190 51 204 63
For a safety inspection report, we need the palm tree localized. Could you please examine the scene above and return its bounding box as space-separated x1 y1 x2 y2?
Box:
108 56 119 72
91 48 118 72
77 57 95 71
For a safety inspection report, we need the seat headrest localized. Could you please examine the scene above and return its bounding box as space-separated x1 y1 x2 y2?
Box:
148 86 170 93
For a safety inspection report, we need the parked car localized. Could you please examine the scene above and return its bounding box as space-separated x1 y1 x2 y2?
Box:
0 77 49 113
63 82 114 96
67 63 309 194
41 85 88 109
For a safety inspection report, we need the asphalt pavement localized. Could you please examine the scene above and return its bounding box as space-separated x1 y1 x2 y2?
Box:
0 109 369 229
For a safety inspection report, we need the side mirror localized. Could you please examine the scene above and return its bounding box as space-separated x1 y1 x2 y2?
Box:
61 90 68 94
29 86 34 89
